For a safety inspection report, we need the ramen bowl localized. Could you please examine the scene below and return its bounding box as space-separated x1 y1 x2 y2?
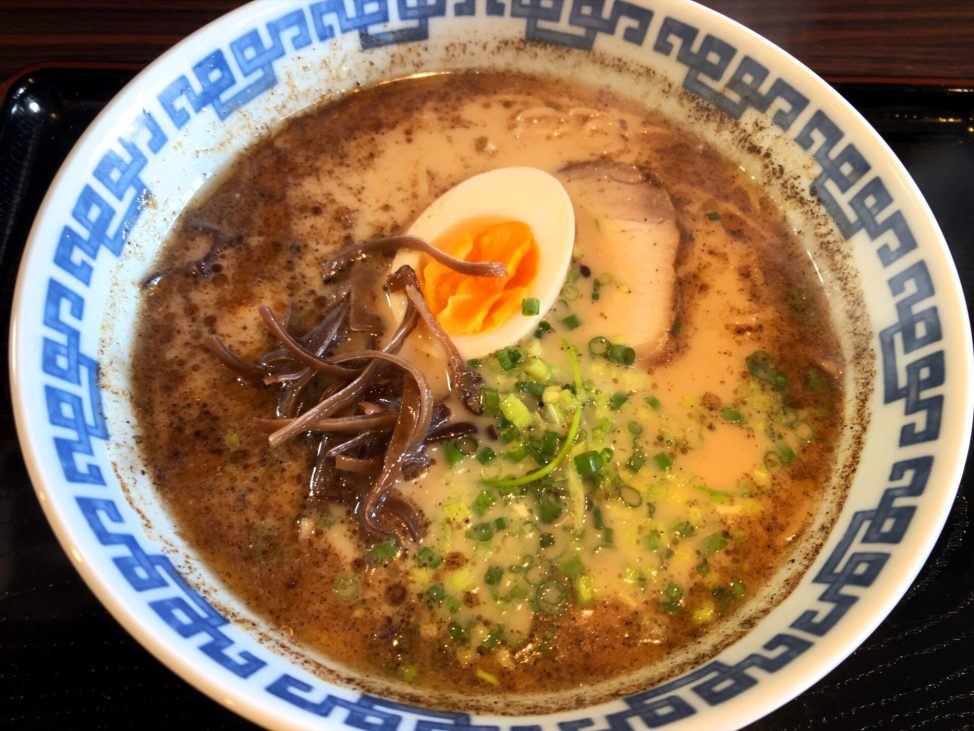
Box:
9 0 973 728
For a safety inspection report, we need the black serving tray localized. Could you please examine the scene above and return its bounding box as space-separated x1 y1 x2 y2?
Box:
1 67 971 730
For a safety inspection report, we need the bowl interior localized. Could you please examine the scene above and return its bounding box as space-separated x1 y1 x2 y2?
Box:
11 1 973 728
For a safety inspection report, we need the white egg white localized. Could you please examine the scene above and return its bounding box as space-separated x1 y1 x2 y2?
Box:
386 167 575 360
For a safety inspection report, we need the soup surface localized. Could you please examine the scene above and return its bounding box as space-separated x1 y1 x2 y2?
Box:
131 72 844 701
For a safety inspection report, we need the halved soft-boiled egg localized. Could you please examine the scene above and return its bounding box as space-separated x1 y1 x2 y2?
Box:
389 167 575 360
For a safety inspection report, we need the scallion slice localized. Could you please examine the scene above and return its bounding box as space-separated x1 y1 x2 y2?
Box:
534 320 553 338
476 445 497 464
588 336 610 356
332 574 361 601
481 387 501 416
496 347 523 371
609 391 629 410
443 440 465 467
521 297 541 315
561 314 582 330
607 343 636 365
574 450 603 477
481 343 584 490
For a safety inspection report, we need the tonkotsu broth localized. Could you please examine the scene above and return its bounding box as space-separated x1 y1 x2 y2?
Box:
131 72 844 698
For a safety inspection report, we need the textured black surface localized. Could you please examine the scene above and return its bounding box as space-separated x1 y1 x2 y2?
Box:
0 68 971 730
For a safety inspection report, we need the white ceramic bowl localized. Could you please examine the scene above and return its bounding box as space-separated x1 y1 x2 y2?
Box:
10 1 973 728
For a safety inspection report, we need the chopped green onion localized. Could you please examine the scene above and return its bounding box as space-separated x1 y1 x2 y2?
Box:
721 406 744 424
536 496 563 524
476 667 500 685
504 444 528 463
574 574 596 605
476 445 497 464
517 380 546 398
627 420 643 436
481 387 501 416
592 507 605 531
653 452 673 470
806 369 826 393
496 347 523 371
540 430 560 457
534 320 553 338
771 371 788 391
592 278 601 301
484 565 504 585
607 343 636 365
574 450 604 477
643 530 662 551
701 532 728 555
524 357 550 381
465 523 495 542
500 394 533 430
539 532 555 548
697 485 732 503
661 582 684 612
425 583 446 604
456 434 479 455
645 394 662 411
706 211 721 221
521 297 541 315
332 574 361 601
472 490 496 516
776 440 797 465
497 422 521 444
588 336 610 356
413 547 442 569
481 343 584 490
467 358 482 369
493 517 509 530
534 579 569 615
448 621 469 644
370 539 398 563
561 314 582 330
478 627 504 654
746 350 787 391
609 391 629 410
443 441 465 467
673 520 695 538
730 578 746 597
560 554 584 577
402 664 419 682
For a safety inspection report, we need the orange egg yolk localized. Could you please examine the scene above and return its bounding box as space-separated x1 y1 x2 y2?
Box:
421 220 540 335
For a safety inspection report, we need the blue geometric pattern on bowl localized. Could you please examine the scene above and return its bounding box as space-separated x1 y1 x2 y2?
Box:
36 1 945 727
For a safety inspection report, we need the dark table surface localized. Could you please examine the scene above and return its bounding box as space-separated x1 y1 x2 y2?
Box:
1 3 972 730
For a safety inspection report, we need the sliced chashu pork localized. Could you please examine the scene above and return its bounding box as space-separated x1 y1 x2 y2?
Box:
556 161 681 364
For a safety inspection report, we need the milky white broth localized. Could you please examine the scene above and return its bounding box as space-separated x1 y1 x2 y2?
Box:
131 72 844 701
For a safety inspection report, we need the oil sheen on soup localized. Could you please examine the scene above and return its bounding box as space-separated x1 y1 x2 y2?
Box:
131 72 844 698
